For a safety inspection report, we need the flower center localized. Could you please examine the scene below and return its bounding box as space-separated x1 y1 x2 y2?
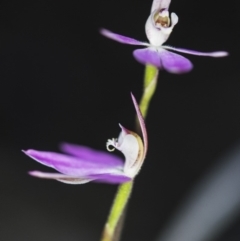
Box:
154 10 170 28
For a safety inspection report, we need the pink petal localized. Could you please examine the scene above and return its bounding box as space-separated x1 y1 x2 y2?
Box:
151 0 171 13
162 46 229 57
159 50 193 73
133 48 161 68
131 93 148 159
100 28 148 46
24 149 123 177
60 143 123 167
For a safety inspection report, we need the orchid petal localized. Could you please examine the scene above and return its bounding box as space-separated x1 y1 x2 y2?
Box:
106 124 142 177
151 0 172 13
133 48 161 68
100 29 148 46
159 49 193 73
118 126 140 173
29 171 93 184
24 149 123 177
162 46 228 57
131 93 148 159
60 143 123 167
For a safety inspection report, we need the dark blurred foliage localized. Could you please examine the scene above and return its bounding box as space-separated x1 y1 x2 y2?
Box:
0 0 239 240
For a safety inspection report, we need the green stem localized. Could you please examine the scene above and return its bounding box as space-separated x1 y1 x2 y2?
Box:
100 65 159 241
101 182 133 241
139 65 159 118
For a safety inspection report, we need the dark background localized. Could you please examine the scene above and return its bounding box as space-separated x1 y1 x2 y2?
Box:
0 0 239 240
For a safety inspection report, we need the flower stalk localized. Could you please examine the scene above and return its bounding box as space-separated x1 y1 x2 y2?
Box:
139 65 159 120
101 181 133 241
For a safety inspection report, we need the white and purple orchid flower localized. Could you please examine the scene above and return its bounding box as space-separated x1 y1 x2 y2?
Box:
23 94 147 184
100 0 228 74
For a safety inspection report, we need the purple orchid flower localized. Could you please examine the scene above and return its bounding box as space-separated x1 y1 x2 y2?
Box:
23 94 148 184
100 0 228 74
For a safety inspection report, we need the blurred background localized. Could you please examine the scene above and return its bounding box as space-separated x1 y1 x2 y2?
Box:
0 0 239 240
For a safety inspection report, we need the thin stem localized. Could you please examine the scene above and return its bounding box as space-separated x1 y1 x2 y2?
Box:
101 182 133 241
100 65 159 241
136 65 159 133
139 65 159 118
112 205 128 241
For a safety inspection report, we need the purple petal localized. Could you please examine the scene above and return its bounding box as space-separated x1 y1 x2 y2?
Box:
60 143 123 167
24 149 123 177
133 48 161 68
159 50 193 73
131 93 148 159
151 0 171 12
100 28 148 46
90 173 131 184
163 46 229 57
29 171 93 184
